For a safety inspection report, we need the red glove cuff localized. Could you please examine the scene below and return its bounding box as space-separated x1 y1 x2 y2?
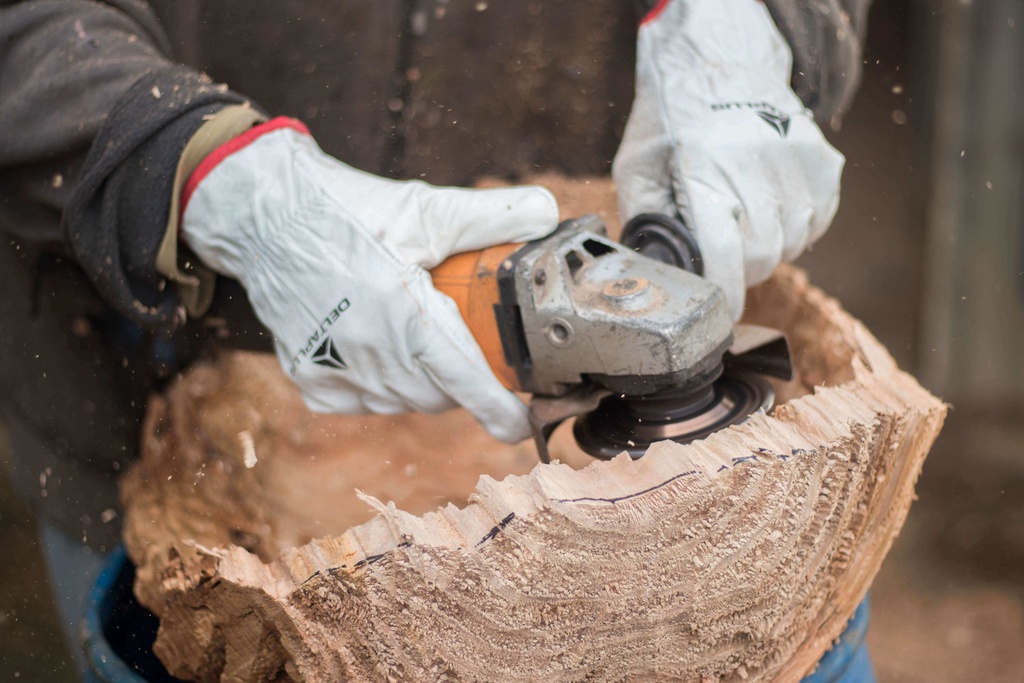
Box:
181 116 310 215
641 0 671 25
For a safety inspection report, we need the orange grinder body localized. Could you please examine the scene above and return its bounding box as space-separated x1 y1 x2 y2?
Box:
429 244 524 392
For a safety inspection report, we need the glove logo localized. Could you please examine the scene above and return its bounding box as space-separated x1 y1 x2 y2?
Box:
755 109 791 137
711 102 791 138
288 298 351 375
311 336 347 370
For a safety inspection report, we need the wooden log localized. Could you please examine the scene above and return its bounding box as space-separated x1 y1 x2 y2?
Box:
121 178 946 682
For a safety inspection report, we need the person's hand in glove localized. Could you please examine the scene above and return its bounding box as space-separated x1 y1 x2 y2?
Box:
613 0 845 320
180 118 559 443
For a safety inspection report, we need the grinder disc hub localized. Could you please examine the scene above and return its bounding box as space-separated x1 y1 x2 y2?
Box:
573 372 774 460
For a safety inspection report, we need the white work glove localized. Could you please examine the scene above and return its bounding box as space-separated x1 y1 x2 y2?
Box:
613 0 844 320
181 119 558 442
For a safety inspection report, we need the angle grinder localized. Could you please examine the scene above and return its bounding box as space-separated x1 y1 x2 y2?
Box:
429 213 792 462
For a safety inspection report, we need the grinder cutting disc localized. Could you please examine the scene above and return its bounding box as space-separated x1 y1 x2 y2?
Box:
573 371 774 460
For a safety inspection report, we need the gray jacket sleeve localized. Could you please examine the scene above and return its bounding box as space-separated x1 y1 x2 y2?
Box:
0 0 174 246
0 0 254 329
761 0 872 128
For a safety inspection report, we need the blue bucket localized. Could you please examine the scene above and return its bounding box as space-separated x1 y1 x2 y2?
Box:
804 599 875 683
84 547 875 682
83 546 179 682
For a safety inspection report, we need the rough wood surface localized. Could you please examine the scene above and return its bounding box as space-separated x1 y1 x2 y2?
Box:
122 178 946 682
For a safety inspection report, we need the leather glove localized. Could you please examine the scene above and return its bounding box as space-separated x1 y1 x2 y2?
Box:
613 0 844 320
181 118 559 443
